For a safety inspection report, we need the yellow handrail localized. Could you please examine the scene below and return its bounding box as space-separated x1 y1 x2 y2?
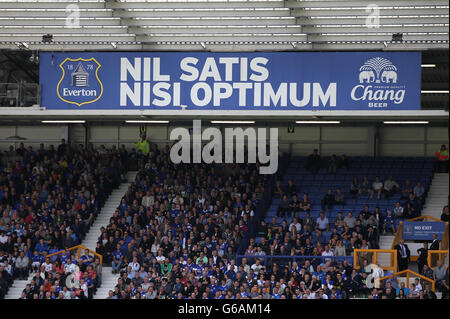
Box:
378 269 436 291
391 221 403 250
405 215 443 222
428 250 449 270
353 249 397 271
441 222 449 250
46 245 103 265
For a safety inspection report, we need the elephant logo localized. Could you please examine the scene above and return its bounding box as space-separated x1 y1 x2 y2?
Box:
359 71 375 83
359 57 398 84
381 70 397 83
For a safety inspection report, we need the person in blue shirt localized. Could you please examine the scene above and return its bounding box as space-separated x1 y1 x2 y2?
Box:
34 239 48 253
271 287 282 299
112 245 123 274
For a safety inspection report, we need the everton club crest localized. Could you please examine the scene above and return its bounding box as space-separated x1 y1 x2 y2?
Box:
56 58 103 107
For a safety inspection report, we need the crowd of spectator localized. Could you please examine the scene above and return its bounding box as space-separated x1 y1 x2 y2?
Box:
0 141 129 298
0 141 448 300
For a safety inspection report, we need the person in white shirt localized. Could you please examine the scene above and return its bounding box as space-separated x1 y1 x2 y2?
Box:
42 257 53 273
129 257 140 273
393 202 404 218
371 176 384 200
251 259 263 273
321 245 334 262
384 175 400 199
414 278 422 292
289 218 302 233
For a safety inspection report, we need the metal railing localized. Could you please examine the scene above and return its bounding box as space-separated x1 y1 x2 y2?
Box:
0 82 40 107
46 245 103 266
379 269 436 292
353 249 398 272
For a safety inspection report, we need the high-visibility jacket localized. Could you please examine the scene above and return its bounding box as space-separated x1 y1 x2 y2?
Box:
435 149 449 162
133 139 150 155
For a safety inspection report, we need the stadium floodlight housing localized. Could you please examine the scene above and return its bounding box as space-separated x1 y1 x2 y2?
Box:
392 33 403 42
421 64 436 68
383 121 429 124
42 34 53 43
210 120 255 124
296 121 341 124
125 120 169 123
41 120 85 124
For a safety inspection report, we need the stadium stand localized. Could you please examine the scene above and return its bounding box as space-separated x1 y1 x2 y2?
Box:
0 141 448 300
0 141 132 298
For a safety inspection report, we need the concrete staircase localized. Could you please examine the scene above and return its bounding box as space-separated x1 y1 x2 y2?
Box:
81 171 137 250
85 171 137 299
3 171 137 299
3 272 34 299
94 266 120 299
422 173 449 220
378 235 395 268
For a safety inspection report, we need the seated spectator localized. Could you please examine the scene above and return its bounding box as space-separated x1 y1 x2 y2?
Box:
338 155 349 169
383 211 396 234
305 149 321 174
393 202 404 218
370 176 383 200
321 189 335 211
334 188 345 206
383 175 400 199
334 240 346 256
413 182 425 202
349 177 361 198
273 180 284 198
327 155 338 174
441 205 449 222
344 212 356 231
360 205 371 220
406 193 422 216
433 260 447 293
285 180 297 197
299 193 311 214
277 194 291 218
289 194 301 216
396 282 410 297
400 180 413 200
315 212 329 232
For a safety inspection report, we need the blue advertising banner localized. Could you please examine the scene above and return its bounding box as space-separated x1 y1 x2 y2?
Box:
39 52 421 110
402 222 446 240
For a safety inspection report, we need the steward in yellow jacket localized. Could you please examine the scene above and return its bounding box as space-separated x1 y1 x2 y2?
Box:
133 137 150 156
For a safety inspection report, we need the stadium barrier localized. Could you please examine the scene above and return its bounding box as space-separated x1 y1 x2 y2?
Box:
353 249 397 272
428 250 449 270
235 255 353 268
46 245 103 267
378 269 436 292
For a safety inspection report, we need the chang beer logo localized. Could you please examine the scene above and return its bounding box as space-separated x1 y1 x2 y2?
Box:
359 57 398 84
351 57 406 108
57 58 103 106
